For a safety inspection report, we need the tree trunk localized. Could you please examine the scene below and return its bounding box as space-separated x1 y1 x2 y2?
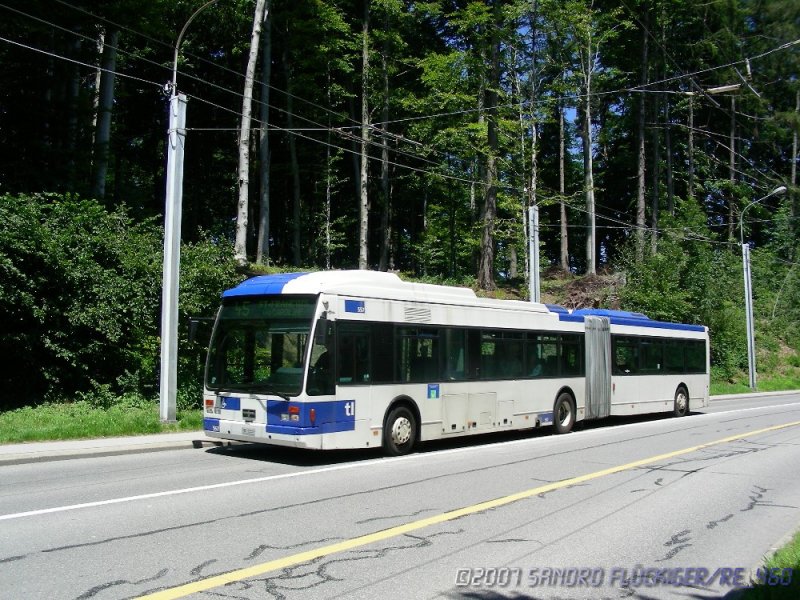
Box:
793 89 799 191
582 93 595 275
728 95 736 240
635 7 648 263
665 99 674 215
688 95 695 203
282 50 302 266
234 0 268 265
256 2 272 265
651 92 661 255
559 101 569 272
67 35 82 192
92 29 118 201
478 6 500 291
358 0 371 270
662 23 674 216
378 29 391 272
792 89 798 224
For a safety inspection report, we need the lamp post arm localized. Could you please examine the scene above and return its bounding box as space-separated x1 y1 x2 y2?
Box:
171 0 221 94
739 185 788 245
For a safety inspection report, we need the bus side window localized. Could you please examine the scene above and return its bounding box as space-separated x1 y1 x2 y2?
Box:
443 328 466 380
337 325 370 384
614 337 638 374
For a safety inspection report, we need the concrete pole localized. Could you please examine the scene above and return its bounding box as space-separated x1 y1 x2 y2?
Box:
159 93 187 422
528 204 540 303
738 185 786 391
742 242 756 390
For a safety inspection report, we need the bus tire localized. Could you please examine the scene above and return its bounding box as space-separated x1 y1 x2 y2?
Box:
553 392 576 434
384 405 417 456
673 386 689 417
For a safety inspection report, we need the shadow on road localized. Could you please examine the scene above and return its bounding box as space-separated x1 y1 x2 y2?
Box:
205 411 691 467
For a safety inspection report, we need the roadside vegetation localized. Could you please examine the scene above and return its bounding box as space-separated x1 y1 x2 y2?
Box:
0 400 202 444
1 194 799 443
741 529 800 600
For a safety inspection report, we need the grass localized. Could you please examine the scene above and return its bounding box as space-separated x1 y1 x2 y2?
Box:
0 401 202 444
711 375 800 396
739 529 800 599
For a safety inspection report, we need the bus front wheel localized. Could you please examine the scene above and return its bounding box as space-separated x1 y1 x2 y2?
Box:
673 386 689 417
553 393 576 434
384 406 417 456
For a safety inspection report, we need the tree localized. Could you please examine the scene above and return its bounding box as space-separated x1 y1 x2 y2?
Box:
359 0 371 270
256 2 272 265
234 0 269 265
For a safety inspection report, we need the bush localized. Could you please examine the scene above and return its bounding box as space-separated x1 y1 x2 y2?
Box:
0 193 243 410
617 202 747 379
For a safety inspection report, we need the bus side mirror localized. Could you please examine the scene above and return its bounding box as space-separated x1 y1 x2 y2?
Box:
189 319 199 343
314 312 328 345
188 317 214 344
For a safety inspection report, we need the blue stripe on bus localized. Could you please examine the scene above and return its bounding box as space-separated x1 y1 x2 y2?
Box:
265 399 356 435
266 421 356 436
222 272 308 297
557 309 705 332
203 418 220 432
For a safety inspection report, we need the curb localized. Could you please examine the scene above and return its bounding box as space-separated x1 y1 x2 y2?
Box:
0 434 224 466
710 390 800 402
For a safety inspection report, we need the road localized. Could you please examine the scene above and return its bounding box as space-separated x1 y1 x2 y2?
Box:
1 394 799 600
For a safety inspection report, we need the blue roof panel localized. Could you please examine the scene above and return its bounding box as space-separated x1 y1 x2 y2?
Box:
556 309 705 332
222 272 308 297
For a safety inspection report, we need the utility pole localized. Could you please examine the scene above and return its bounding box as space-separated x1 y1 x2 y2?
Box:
159 0 219 422
739 185 787 390
528 204 540 302
159 92 187 422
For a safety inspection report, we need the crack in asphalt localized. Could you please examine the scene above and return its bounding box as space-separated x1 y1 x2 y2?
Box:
234 529 464 600
190 559 218 577
657 529 692 561
706 514 735 530
244 538 346 561
741 486 768 512
356 508 436 525
74 568 168 600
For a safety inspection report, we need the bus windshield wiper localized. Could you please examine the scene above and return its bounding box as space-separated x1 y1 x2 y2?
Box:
227 382 293 401
263 388 291 402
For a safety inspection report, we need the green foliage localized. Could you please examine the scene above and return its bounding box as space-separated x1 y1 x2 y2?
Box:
0 401 202 443
618 202 747 379
0 193 242 410
740 528 800 600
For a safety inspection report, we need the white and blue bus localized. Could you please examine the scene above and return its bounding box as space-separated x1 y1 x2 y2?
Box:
202 271 709 455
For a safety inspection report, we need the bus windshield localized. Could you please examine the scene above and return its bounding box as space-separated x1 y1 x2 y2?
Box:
205 296 317 397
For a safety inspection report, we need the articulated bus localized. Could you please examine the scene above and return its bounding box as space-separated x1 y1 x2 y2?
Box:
202 271 709 455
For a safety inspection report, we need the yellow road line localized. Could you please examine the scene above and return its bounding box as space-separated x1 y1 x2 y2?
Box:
137 419 800 599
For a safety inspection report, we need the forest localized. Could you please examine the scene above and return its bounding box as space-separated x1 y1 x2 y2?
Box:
0 0 798 409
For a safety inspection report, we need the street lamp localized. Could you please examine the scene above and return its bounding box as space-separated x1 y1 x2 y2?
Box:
160 0 220 423
739 185 787 390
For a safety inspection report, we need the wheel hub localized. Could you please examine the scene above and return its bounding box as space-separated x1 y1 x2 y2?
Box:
392 418 411 445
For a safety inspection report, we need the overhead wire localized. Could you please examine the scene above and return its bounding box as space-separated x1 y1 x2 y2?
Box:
3 0 797 252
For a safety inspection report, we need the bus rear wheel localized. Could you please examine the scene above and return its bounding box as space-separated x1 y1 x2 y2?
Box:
553 393 575 434
384 406 417 456
673 386 689 417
